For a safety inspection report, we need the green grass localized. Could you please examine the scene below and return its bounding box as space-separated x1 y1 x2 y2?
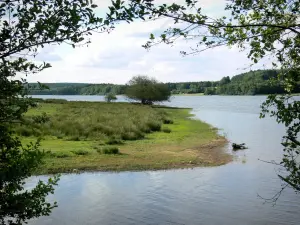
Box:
19 101 231 174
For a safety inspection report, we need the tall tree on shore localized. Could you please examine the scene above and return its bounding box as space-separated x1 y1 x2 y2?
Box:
107 0 300 196
125 75 170 104
0 0 124 224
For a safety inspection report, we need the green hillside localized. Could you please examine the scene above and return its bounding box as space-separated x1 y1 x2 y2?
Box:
209 70 300 95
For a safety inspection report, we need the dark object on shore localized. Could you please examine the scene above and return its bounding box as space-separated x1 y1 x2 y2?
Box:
232 143 247 150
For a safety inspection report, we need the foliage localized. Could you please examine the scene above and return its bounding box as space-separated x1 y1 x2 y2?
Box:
28 81 218 95
105 138 123 145
204 87 216 95
29 83 89 95
106 0 300 194
71 150 89 156
162 127 171 133
105 93 117 103
163 118 174 124
0 0 125 223
167 81 218 94
100 147 120 155
29 83 126 95
27 69 300 96
261 95 300 191
211 70 299 95
81 84 126 95
125 75 171 104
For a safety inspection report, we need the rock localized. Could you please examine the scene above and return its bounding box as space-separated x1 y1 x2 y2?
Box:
232 143 247 150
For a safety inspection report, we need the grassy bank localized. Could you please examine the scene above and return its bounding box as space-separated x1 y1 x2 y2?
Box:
19 100 231 174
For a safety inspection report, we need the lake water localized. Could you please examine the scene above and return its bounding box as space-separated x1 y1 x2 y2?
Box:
28 95 300 225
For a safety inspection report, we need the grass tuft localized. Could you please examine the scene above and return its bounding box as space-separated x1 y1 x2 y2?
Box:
97 147 120 155
162 127 171 133
71 150 89 155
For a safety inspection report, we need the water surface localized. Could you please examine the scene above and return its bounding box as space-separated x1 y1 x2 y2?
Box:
28 95 300 225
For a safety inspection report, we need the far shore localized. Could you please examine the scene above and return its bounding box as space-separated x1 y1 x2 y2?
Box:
171 93 205 96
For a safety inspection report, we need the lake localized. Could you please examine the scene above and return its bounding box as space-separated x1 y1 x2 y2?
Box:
28 95 300 225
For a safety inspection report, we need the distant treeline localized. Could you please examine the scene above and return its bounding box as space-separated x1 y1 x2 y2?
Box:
28 70 300 96
206 69 300 95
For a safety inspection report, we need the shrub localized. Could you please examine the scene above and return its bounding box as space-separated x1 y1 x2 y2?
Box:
121 131 144 140
31 112 50 124
71 150 89 155
162 127 171 133
147 121 161 131
56 134 64 139
51 152 70 158
44 99 67 104
140 125 151 133
45 151 71 158
17 127 33 137
66 136 80 141
105 93 117 103
163 118 174 124
97 147 120 154
105 138 123 145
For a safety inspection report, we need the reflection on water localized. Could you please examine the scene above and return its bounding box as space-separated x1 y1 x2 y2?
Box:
28 95 300 225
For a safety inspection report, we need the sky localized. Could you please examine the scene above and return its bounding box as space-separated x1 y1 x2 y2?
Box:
24 0 271 84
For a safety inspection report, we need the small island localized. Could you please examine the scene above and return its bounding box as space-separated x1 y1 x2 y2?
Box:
19 99 231 174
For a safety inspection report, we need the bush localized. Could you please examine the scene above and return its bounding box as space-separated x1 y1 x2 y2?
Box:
17 127 33 137
147 121 161 131
71 150 89 155
44 99 67 104
163 118 174 124
105 138 123 145
46 151 71 158
66 136 80 141
97 147 120 154
31 112 50 124
105 93 117 103
54 132 65 139
140 125 151 133
162 127 171 133
121 131 144 140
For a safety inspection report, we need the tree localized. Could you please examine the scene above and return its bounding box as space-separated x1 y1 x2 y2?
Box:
125 75 170 104
107 0 300 195
204 87 216 95
0 0 122 224
219 76 231 86
105 93 117 102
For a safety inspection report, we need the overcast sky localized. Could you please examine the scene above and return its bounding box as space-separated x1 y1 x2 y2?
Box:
24 0 271 84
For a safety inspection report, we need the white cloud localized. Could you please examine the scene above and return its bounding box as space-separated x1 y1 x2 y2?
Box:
24 0 270 84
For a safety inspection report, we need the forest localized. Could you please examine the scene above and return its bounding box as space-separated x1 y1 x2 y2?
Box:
28 70 299 96
207 70 300 95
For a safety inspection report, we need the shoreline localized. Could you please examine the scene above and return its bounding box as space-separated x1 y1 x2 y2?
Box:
21 101 232 175
36 138 230 175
